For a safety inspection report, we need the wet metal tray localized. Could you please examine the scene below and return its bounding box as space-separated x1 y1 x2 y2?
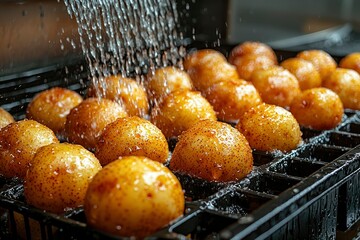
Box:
0 47 360 240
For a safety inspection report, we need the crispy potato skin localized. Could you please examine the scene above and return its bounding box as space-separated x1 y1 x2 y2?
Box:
183 49 227 71
290 88 344 130
203 79 262 123
0 120 59 179
26 87 83 136
280 58 322 90
339 52 360 74
87 76 149 117
232 54 276 81
95 116 169 166
170 119 253 182
322 68 360 110
0 107 15 129
65 98 128 150
236 103 302 152
297 50 337 80
84 156 184 238
150 90 217 139
24 143 102 214
146 66 193 103
250 66 301 108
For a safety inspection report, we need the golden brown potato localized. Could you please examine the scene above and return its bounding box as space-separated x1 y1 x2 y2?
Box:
280 58 322 90
184 50 239 91
236 103 302 152
339 52 360 74
26 87 83 136
65 98 128 150
24 143 102 214
250 66 301 108
146 66 193 103
95 116 169 166
0 107 15 129
231 54 276 81
203 79 262 123
322 68 360 110
290 88 344 130
228 41 278 65
297 50 337 80
150 90 217 139
87 76 149 117
170 119 253 182
84 156 184 238
0 120 59 179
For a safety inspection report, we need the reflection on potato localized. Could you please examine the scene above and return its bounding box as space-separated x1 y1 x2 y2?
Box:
95 116 169 166
65 98 128 150
250 66 301 108
297 50 337 80
322 68 360 110
24 143 102 214
170 119 253 182
339 52 360 74
85 156 184 238
26 87 83 136
150 90 217 139
203 79 262 123
0 120 59 179
87 76 149 117
280 58 321 90
236 103 302 152
0 107 14 129
290 88 344 130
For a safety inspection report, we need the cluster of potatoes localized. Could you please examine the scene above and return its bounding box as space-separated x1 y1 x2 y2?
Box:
1 42 360 239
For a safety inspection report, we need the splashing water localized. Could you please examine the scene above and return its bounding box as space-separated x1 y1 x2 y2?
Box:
64 0 186 91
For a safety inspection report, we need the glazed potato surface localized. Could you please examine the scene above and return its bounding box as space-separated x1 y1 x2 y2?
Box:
84 156 184 238
0 107 15 129
339 52 360 74
24 143 102 214
236 103 302 152
95 116 169 166
0 120 59 178
170 119 253 182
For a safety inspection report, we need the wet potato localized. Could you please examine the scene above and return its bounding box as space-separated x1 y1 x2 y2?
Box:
170 119 253 182
236 103 302 152
339 52 360 74
183 49 227 71
87 76 149 117
290 87 344 130
95 116 169 166
150 90 217 139
0 107 15 129
84 156 184 238
24 143 102 214
0 120 59 179
26 87 83 136
65 97 128 150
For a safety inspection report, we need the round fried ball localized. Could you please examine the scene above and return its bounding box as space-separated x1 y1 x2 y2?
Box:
183 49 227 71
250 66 301 108
146 66 193 103
280 58 321 90
0 120 59 179
26 87 83 136
170 119 253 182
84 156 184 238
87 76 149 117
0 107 14 129
290 88 344 130
236 103 302 152
297 50 337 80
150 90 217 139
322 68 360 110
339 52 360 74
231 54 276 81
203 79 262 123
65 98 128 150
24 143 102 214
95 116 169 166
228 41 278 65
184 50 239 91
